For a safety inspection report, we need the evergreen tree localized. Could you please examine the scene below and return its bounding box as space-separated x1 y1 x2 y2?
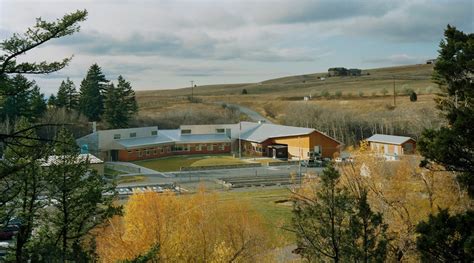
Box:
418 25 474 197
56 77 78 110
292 166 389 262
103 75 138 128
292 165 354 262
78 64 108 121
32 128 119 261
48 94 58 107
345 191 389 262
416 209 474 262
2 118 49 262
416 25 474 262
29 85 47 121
409 91 417 102
0 74 33 122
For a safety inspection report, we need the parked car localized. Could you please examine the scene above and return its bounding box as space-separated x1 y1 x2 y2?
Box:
0 225 19 241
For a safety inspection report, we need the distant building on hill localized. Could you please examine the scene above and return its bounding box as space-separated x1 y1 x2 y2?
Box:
426 59 437 64
328 67 362 77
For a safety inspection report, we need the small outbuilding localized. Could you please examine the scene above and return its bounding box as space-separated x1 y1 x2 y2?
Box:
366 134 416 160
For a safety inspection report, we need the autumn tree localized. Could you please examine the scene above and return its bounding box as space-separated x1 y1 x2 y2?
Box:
95 189 270 262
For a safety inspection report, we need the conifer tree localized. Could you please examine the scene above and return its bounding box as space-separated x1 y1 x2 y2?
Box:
56 77 78 110
0 74 34 122
103 75 138 128
29 85 47 121
78 64 108 121
32 128 119 261
2 118 49 262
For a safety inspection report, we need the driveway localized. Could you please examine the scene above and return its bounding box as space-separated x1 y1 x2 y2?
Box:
216 102 273 124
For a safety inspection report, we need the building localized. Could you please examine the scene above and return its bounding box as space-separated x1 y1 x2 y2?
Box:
366 134 416 160
41 153 104 175
77 122 342 162
348 68 362 76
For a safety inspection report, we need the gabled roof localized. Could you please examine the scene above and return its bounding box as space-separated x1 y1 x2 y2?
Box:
240 122 315 143
366 134 414 145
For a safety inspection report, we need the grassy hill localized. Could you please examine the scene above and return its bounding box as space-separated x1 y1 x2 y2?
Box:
137 64 436 99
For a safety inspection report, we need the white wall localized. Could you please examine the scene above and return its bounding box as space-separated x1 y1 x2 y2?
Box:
98 126 158 150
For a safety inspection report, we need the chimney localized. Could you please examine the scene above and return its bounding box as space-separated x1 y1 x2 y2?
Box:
92 122 97 133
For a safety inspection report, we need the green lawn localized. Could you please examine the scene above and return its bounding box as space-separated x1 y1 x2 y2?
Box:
134 154 248 172
117 175 146 184
218 188 295 246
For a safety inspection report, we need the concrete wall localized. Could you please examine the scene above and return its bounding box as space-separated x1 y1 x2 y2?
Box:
98 126 158 150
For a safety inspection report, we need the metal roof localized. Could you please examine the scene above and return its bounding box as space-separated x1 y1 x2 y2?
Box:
240 122 315 143
41 154 103 166
366 134 413 145
114 129 231 149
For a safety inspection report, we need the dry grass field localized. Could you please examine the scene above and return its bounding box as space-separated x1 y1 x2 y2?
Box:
136 64 438 124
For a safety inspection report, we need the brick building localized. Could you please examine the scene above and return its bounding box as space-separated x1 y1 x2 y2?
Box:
77 122 342 162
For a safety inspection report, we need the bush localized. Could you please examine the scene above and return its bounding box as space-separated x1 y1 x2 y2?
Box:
321 90 330 98
335 91 342 98
372 91 377 97
381 88 389 96
410 91 417 102
358 91 364 97
241 89 248 95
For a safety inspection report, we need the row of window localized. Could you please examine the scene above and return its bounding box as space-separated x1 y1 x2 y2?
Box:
114 130 158 140
181 128 227 135
127 143 230 157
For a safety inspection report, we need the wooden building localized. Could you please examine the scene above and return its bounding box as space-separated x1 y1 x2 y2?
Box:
366 134 416 160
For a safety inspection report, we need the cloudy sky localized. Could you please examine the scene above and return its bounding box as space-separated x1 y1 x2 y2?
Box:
1 0 472 95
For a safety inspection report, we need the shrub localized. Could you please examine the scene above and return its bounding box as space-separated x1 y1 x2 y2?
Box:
241 89 248 95
335 91 342 98
321 90 330 98
410 91 417 102
358 91 364 97
381 88 389 96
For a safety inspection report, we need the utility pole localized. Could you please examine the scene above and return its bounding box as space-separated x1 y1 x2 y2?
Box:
190 80 194 101
393 76 396 107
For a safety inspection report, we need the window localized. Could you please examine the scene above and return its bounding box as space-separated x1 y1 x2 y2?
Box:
151 130 158 136
207 144 213 151
219 144 225 151
137 150 142 157
160 147 164 153
130 132 137 138
216 128 225 133
128 150 133 155
173 145 184 152
153 149 157 155
146 149 150 156
114 134 121 140
181 129 191 134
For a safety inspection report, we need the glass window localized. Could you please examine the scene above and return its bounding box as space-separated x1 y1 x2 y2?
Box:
181 129 191 134
151 130 158 136
130 132 137 138
114 134 121 140
207 144 213 151
146 149 150 156
219 144 225 151
216 128 225 133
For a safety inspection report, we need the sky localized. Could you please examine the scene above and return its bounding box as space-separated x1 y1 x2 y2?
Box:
0 0 473 95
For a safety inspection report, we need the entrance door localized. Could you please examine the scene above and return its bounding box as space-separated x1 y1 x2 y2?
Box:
272 149 276 159
111 150 119 161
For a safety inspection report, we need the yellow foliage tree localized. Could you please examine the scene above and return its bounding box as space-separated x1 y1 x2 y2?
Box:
95 189 270 262
337 144 470 261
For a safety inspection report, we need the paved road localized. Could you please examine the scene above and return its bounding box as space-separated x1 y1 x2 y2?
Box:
118 165 322 188
215 102 273 124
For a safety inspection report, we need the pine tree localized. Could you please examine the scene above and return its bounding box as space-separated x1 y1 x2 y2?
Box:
78 64 108 121
103 75 138 128
409 91 417 102
418 25 473 196
345 191 389 262
292 165 354 262
48 94 58 107
2 118 49 262
29 85 47 121
416 209 474 262
56 77 78 110
0 74 33 122
32 128 119 261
